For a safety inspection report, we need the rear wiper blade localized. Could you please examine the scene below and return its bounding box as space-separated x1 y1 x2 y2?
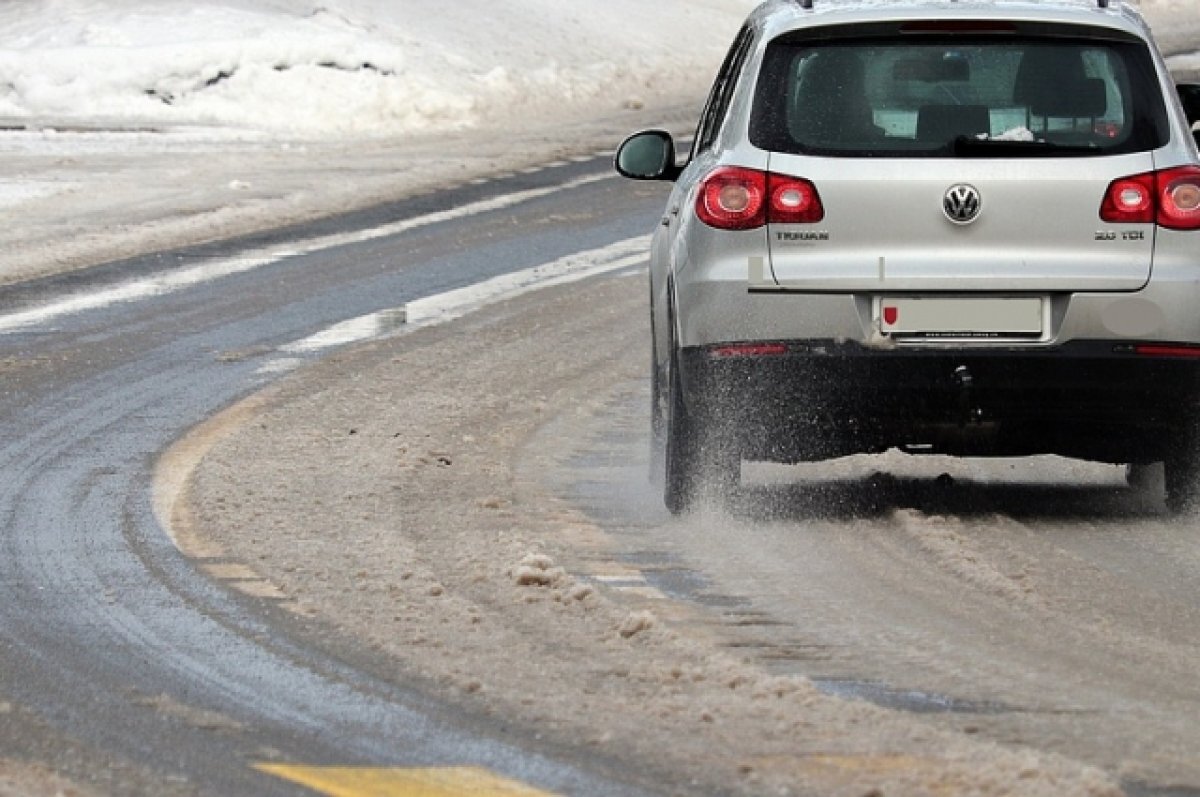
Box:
951 135 1094 157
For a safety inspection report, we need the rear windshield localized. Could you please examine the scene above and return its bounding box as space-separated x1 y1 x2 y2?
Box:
750 33 1168 157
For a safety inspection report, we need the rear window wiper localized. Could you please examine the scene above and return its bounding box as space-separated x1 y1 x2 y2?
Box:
950 135 1096 157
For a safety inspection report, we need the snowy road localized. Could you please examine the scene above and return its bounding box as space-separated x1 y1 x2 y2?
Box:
2 138 1197 797
2 1 1198 795
548 391 1200 795
176 204 1200 796
0 162 677 796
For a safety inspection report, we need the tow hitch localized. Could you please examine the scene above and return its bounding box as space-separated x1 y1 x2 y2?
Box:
954 365 985 427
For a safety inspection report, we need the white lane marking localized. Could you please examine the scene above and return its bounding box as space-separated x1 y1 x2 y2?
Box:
277 235 649 359
280 309 408 355
0 256 279 335
256 356 307 375
403 235 648 327
0 171 611 335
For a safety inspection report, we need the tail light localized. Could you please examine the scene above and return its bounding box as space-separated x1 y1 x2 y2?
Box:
697 167 766 230
1101 166 1200 230
1158 168 1200 229
696 167 823 230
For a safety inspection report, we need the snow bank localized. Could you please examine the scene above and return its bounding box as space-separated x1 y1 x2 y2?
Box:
0 0 1194 286
0 0 757 138
0 1 1194 140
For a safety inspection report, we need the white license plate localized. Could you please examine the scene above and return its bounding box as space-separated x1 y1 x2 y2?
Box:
876 297 1043 337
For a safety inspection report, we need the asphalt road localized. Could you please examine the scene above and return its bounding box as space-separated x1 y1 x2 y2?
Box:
544 378 1200 796
3 140 1200 797
0 159 675 796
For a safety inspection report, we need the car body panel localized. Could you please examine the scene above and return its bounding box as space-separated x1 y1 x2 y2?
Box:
764 153 1158 292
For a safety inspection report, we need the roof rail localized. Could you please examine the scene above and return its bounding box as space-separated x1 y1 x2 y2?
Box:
791 0 1112 11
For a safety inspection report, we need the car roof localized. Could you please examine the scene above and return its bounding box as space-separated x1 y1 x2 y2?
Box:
748 0 1152 41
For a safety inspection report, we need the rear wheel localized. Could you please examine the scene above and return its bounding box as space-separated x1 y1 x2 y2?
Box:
663 346 738 514
649 343 666 487
649 286 666 486
1125 461 1164 493
1165 428 1200 515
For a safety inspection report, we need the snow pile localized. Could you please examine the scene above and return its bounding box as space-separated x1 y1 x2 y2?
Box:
0 0 757 138
0 0 1194 286
0 0 1194 140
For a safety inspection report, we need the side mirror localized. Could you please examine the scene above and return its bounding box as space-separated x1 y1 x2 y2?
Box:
1177 83 1200 126
615 130 681 182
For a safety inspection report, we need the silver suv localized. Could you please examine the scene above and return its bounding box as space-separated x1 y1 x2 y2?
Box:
616 0 1200 514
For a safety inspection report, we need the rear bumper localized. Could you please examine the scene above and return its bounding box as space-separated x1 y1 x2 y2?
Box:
675 263 1200 353
679 339 1200 463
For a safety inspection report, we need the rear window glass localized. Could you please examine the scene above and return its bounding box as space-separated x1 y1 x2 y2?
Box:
750 34 1168 157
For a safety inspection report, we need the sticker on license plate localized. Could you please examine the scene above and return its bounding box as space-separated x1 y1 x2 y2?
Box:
877 297 1043 338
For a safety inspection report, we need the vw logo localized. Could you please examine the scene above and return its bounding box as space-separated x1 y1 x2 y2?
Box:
943 184 982 225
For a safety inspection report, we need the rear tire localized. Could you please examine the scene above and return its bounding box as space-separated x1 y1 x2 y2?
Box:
663 352 698 514
1125 461 1164 494
649 346 666 488
663 346 737 514
1165 420 1200 514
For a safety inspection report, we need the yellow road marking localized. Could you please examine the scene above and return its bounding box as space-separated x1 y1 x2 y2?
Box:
255 765 561 797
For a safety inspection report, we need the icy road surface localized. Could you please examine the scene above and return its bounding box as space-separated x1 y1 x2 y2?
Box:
1 0 1198 793
186 242 1195 796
